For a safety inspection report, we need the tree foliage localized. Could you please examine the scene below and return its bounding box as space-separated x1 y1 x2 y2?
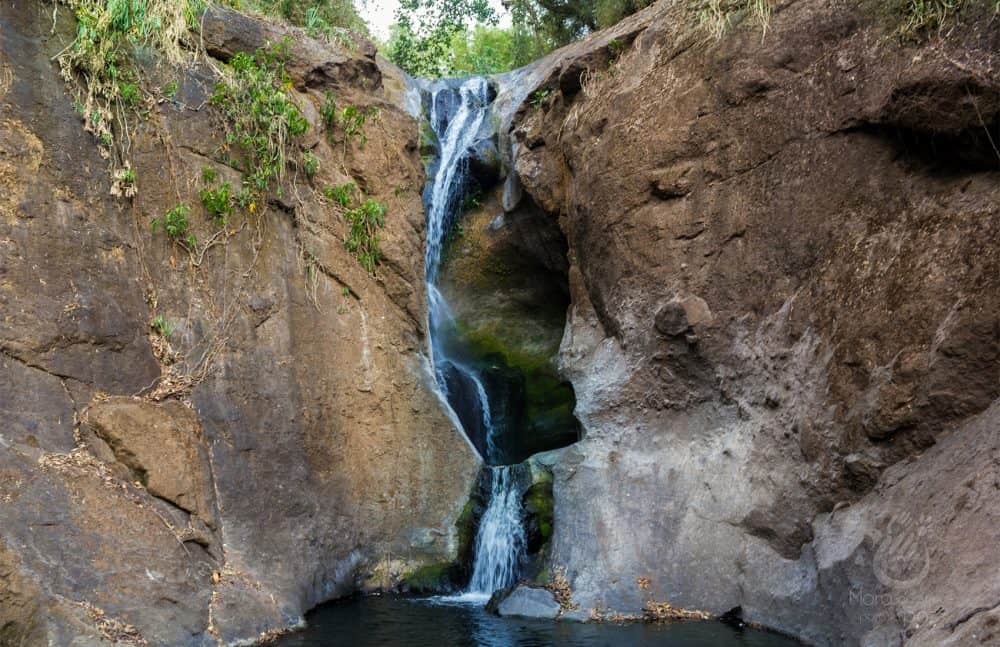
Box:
387 0 653 77
505 0 655 44
386 0 497 77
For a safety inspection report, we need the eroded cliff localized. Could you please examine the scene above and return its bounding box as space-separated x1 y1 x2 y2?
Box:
0 4 478 645
495 1 1000 645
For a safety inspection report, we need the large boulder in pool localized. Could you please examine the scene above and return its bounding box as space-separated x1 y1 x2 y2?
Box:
496 585 561 620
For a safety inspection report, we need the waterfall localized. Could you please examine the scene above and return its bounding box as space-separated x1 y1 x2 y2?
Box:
422 76 527 598
468 466 527 595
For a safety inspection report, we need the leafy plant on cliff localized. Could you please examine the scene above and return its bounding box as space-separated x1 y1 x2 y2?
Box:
324 182 356 207
210 42 310 194
150 314 175 340
343 198 387 275
320 90 339 127
199 182 234 225
151 204 194 245
56 0 200 192
338 104 379 150
530 87 553 108
301 149 319 178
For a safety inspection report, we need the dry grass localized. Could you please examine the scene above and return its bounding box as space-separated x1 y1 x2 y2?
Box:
546 567 579 611
55 0 202 191
694 0 773 40
643 599 713 622
77 601 148 646
893 0 1000 39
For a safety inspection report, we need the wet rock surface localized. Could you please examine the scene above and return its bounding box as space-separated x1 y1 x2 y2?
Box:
0 4 477 645
495 585 561 620
438 188 580 464
501 1 1000 645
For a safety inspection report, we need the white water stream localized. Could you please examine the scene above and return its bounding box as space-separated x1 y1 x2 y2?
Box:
422 77 526 597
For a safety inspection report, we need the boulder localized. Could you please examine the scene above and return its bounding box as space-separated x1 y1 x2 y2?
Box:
496 586 561 620
85 398 216 525
467 136 502 188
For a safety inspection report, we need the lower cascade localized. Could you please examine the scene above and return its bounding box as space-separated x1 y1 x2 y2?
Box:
468 466 527 594
421 75 528 597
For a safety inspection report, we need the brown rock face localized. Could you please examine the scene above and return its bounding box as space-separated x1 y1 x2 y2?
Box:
0 4 477 645
500 1 1000 645
85 398 217 524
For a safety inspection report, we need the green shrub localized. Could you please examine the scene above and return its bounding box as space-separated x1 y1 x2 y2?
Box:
302 149 319 178
344 198 387 275
339 105 370 148
210 43 310 193
112 165 138 198
118 81 141 106
530 88 552 107
199 182 233 224
236 185 254 209
320 91 338 126
152 204 193 243
201 165 218 184
323 182 355 207
150 314 175 339
162 80 179 98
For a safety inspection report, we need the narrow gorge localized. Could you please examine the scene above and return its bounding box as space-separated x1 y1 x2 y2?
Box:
1 1 999 646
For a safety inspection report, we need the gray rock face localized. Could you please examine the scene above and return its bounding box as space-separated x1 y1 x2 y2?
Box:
496 586 561 620
502 2 1000 646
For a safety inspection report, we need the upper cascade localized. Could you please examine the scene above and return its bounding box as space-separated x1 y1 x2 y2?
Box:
421 76 501 463
424 76 492 286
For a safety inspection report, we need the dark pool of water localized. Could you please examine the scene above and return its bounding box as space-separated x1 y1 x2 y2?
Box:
274 595 804 647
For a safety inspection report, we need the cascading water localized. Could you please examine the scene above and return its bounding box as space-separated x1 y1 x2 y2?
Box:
422 76 526 598
468 467 527 595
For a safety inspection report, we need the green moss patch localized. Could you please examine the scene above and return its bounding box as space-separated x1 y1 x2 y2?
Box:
524 480 554 542
455 497 477 566
401 563 454 594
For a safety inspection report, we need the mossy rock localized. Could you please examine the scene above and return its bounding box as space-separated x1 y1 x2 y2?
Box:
419 117 439 158
455 497 477 565
437 182 580 463
523 479 554 553
402 563 454 594
448 321 579 463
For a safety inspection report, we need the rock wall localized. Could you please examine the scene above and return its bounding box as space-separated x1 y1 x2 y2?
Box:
500 1 1000 645
0 4 478 645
